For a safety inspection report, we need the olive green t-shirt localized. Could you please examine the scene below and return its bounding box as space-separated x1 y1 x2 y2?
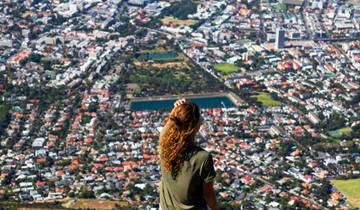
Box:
160 146 216 210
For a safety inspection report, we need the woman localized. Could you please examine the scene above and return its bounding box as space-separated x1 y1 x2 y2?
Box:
159 99 218 210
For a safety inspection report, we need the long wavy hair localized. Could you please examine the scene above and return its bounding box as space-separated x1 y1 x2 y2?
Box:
160 102 201 178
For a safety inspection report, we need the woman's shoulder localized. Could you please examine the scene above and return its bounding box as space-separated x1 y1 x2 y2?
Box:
188 145 212 161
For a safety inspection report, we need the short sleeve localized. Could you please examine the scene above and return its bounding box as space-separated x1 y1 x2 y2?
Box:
200 153 216 183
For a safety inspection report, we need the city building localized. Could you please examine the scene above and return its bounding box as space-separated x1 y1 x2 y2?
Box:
275 27 285 50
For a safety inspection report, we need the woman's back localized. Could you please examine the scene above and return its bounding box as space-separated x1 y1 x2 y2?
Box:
160 145 216 210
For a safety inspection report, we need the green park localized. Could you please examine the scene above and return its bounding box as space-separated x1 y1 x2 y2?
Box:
213 63 239 73
251 92 281 106
138 52 179 61
331 179 360 208
329 127 352 138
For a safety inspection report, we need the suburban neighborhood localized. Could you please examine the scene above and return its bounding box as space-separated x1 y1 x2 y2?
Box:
0 0 359 209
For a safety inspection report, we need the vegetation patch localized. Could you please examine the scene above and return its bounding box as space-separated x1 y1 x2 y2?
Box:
329 127 352 138
140 47 167 53
0 201 65 210
123 66 225 97
213 63 239 73
151 62 190 69
272 3 287 12
161 0 197 20
338 127 352 134
134 52 188 69
251 92 281 106
138 52 179 61
331 179 360 208
0 103 10 132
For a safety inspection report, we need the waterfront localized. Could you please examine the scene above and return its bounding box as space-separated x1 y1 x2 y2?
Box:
130 95 236 111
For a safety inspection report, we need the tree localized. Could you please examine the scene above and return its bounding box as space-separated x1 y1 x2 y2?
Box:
316 180 332 204
161 0 197 20
79 189 95 199
68 191 75 198
320 112 345 131
278 141 296 157
135 29 148 38
0 103 11 134
29 53 42 63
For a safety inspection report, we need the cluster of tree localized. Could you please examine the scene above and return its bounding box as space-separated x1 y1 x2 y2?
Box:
315 180 332 205
115 17 137 36
235 53 266 71
0 103 10 135
351 123 360 139
277 140 298 157
191 19 206 30
162 0 197 20
123 66 225 97
51 14 68 26
79 188 96 199
318 112 346 131
295 135 320 146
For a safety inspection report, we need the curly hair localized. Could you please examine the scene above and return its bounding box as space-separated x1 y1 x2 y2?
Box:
159 102 201 178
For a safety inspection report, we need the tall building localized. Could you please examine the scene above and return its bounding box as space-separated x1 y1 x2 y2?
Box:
275 27 285 49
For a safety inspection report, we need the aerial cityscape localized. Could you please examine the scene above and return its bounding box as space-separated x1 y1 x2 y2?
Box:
0 0 359 209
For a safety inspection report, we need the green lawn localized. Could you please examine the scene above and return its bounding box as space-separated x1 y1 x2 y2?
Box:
213 63 239 73
338 127 352 134
331 178 360 208
329 127 352 138
251 92 280 106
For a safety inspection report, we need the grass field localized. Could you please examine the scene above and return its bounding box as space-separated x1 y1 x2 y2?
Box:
134 52 188 69
251 92 281 106
152 61 190 69
138 52 178 61
134 60 189 69
331 179 360 208
140 47 167 53
338 127 352 134
329 127 352 138
161 16 198 26
213 63 239 73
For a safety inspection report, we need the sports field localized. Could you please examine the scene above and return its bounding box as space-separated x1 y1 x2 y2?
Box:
213 63 239 73
251 92 280 106
331 178 360 208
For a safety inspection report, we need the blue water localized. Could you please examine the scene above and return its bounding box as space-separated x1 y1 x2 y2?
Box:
130 96 236 111
138 52 178 60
